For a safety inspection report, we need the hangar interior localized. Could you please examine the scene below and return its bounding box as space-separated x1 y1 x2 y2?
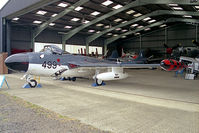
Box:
1 0 199 55
1 0 199 133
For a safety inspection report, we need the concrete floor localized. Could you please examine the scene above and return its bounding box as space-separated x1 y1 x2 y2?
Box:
1 69 199 133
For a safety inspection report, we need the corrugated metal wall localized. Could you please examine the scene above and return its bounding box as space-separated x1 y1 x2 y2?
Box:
121 24 197 52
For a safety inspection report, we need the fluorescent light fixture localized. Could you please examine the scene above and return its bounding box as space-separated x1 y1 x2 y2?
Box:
102 0 113 6
148 19 156 23
133 13 142 17
104 25 110 28
115 28 121 31
107 33 112 35
169 3 178 6
113 4 123 9
83 20 90 24
58 3 68 7
183 15 192 18
71 18 80 21
88 30 95 33
113 34 118 37
114 18 122 22
75 6 83 11
12 17 19 21
135 32 140 35
96 31 101 33
137 25 144 29
33 20 42 24
121 36 127 38
131 24 138 27
144 28 151 31
49 23 55 26
52 14 57 17
96 23 104 27
195 6 199 9
122 21 127 23
122 29 128 32
91 11 100 16
143 17 151 21
126 10 135 14
172 7 183 10
65 26 72 29
160 24 166 28
36 10 47 15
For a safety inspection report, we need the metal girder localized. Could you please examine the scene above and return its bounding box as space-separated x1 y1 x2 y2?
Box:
34 0 89 38
63 0 199 42
140 0 199 5
86 10 199 44
104 18 199 45
6 0 60 19
104 21 165 45
62 0 146 41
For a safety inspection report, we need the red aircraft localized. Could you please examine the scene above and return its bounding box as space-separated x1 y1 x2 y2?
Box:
160 59 186 71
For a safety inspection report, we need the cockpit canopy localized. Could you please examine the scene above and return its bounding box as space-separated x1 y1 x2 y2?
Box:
41 45 70 55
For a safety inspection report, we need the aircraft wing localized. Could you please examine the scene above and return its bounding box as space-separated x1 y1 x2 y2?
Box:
67 61 160 69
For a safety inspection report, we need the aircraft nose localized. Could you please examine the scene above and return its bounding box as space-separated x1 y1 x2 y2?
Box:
5 53 29 72
160 60 170 70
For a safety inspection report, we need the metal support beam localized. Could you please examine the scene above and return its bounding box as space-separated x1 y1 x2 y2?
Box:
6 20 11 55
63 0 146 41
196 24 198 42
0 17 3 52
86 10 199 44
34 0 89 38
104 18 199 45
86 43 89 55
165 27 168 44
104 44 107 55
139 35 142 52
6 0 60 19
30 29 35 51
62 36 66 51
62 0 199 42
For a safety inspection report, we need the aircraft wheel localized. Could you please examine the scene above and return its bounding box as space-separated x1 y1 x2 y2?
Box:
95 78 103 86
28 79 37 88
71 77 76 81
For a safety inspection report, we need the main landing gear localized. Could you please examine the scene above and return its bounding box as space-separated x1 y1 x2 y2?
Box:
22 74 41 88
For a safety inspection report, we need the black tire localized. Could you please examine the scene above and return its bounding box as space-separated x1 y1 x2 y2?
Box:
28 79 37 88
71 77 76 81
95 78 103 86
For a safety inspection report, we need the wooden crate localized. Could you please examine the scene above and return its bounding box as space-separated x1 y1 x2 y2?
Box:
0 53 8 74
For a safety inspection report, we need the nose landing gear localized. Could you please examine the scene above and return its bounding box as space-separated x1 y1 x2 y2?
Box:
21 74 41 88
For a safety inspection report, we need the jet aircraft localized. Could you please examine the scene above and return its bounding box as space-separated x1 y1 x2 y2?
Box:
5 45 159 87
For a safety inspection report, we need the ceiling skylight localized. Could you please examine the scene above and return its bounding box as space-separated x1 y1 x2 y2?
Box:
144 28 151 31
107 33 112 35
183 15 192 18
75 6 83 11
126 10 135 14
114 18 122 22
52 14 57 17
96 31 101 34
36 10 47 15
135 32 140 35
102 0 113 6
65 26 72 29
172 7 183 10
113 34 118 37
160 24 166 28
122 21 127 23
113 4 123 9
131 24 138 27
133 13 142 17
195 6 199 9
137 25 144 29
148 19 156 23
104 25 110 29
121 36 127 38
83 20 90 24
143 17 151 21
91 11 100 16
58 3 68 8
12 17 19 21
33 20 42 24
96 23 104 27
88 30 95 33
169 4 178 6
49 23 55 26
122 29 128 32
115 28 121 31
71 18 80 21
